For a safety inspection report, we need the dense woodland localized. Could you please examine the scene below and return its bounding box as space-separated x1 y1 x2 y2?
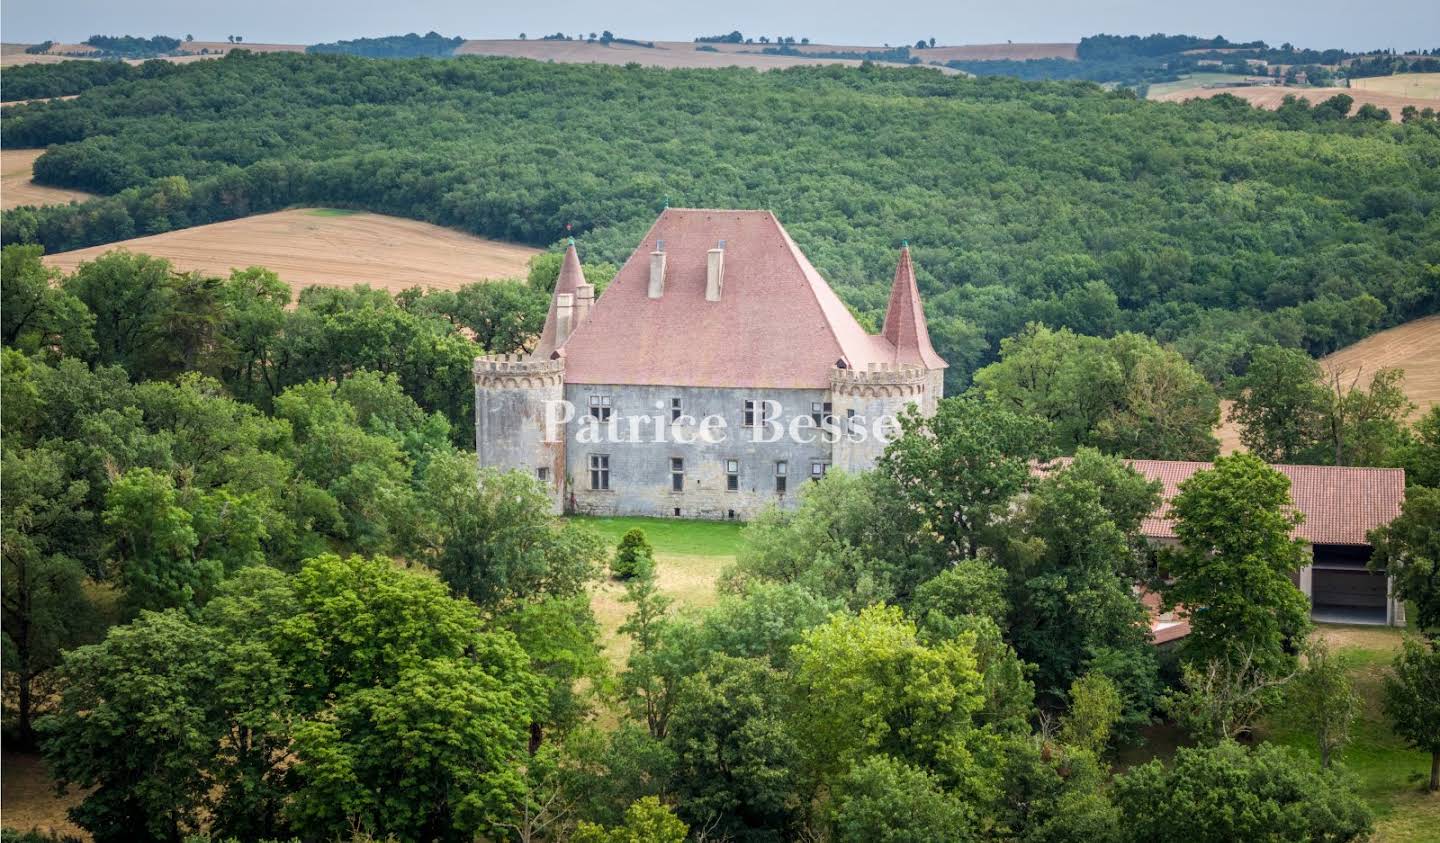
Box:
2 48 1440 842
3 52 1439 390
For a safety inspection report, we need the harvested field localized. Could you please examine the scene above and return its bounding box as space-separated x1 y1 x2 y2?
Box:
456 38 918 71
2 148 95 209
1 40 303 66
1321 314 1440 420
1349 73 1440 99
42 209 540 294
1151 84 1440 121
1215 315 1440 452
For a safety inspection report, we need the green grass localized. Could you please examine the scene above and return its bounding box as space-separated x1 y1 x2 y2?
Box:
1257 625 1439 840
573 515 744 558
305 207 361 217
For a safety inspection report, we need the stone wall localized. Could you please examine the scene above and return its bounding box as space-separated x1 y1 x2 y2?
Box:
564 383 833 520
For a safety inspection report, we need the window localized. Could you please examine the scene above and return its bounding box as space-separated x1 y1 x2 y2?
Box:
670 397 683 422
589 454 610 490
671 457 685 492
846 408 856 434
775 460 788 495
742 399 758 427
811 401 833 428
726 459 740 491
536 467 549 482
810 461 829 481
588 395 612 422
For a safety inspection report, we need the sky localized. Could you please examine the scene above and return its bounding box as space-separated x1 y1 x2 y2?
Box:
1 0 1435 53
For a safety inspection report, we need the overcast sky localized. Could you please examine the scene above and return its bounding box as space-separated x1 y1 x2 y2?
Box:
2 0 1435 53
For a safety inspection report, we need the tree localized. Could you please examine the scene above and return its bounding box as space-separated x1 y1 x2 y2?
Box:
1005 449 1161 723
1288 635 1360 768
289 654 539 841
618 559 681 739
61 251 177 379
790 605 987 785
880 396 1050 558
572 797 688 843
417 457 603 609
666 655 802 837
1369 486 1440 637
910 558 1009 633
1 244 94 358
1060 672 1122 753
1227 345 1327 462
612 528 655 579
829 755 976 843
1382 637 1440 792
1318 366 1414 467
728 469 942 606
1 445 101 748
103 467 217 616
1163 454 1312 676
39 611 222 842
972 326 1219 460
1163 648 1296 743
1113 741 1372 843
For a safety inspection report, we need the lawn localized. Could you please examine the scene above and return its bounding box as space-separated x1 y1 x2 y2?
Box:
575 516 743 667
1259 625 1439 843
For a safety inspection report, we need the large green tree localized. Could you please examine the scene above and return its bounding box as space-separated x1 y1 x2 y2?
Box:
1162 454 1312 676
1369 486 1440 637
880 396 1050 559
1383 637 1440 792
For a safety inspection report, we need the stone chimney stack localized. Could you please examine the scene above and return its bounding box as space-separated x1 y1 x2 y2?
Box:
648 241 666 299
575 283 594 326
555 293 575 345
706 241 725 302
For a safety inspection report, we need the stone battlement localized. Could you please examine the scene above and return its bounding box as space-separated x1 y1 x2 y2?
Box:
830 362 928 398
474 354 565 388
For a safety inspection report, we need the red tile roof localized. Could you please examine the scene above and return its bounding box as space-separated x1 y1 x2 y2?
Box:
883 245 947 370
1039 458 1405 546
556 209 944 388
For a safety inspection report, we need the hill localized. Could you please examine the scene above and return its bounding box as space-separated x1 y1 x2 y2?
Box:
453 38 951 71
41 208 539 293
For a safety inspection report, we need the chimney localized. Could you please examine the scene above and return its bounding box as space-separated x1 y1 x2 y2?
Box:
555 293 575 344
574 283 594 326
706 241 725 302
648 242 666 299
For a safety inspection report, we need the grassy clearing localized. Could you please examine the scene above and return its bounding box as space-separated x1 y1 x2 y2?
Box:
305 207 361 217
1259 625 1439 842
576 516 743 667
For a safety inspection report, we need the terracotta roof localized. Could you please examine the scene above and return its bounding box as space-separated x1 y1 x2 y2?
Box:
883 245 947 369
1038 458 1405 546
557 209 944 388
534 241 587 358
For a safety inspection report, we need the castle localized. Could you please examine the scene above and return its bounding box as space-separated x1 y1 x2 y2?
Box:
474 208 948 519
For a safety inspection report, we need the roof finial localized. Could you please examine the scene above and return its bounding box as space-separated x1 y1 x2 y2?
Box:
663 194 670 209
902 239 909 248
567 236 575 246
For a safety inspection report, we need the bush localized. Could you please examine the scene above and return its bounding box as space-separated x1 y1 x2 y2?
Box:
612 528 654 579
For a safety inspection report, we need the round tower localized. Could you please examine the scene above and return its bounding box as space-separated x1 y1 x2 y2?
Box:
829 362 930 473
474 353 567 512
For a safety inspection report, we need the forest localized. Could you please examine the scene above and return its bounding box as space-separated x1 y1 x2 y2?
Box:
4 237 1439 842
2 51 1438 391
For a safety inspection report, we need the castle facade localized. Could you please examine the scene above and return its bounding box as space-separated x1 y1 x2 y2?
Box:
475 209 947 519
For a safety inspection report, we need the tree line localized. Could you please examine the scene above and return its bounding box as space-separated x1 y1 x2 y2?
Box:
2 51 1437 391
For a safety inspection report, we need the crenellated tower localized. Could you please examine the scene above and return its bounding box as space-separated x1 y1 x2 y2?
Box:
829 362 930 472
474 237 592 512
474 353 568 511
